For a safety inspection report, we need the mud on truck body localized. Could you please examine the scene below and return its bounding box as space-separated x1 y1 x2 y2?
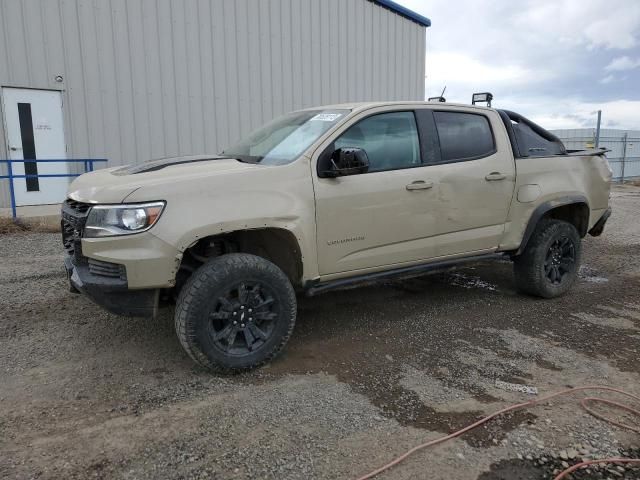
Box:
62 101 612 371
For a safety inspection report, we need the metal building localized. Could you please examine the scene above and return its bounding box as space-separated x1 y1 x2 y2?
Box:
0 0 430 211
551 128 640 182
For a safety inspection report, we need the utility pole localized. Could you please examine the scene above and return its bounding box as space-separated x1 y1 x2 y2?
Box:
595 110 601 148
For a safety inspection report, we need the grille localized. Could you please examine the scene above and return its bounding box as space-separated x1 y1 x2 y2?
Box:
61 220 76 255
61 198 91 261
65 198 92 214
88 258 126 279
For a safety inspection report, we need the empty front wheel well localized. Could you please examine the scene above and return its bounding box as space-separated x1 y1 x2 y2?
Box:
172 228 304 299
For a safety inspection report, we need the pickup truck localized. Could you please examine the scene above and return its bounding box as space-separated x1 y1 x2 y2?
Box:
62 101 612 372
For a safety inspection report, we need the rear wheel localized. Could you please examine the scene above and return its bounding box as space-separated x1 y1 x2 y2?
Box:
175 253 296 372
513 219 581 298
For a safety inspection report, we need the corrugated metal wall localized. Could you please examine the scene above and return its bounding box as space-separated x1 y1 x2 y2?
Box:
552 128 640 181
0 0 426 207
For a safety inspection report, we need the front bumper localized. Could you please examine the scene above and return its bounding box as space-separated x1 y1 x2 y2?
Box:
61 198 175 317
64 256 159 317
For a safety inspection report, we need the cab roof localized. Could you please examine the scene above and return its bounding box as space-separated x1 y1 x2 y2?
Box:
303 101 496 113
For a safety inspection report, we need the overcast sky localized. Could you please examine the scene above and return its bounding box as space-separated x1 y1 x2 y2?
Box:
396 0 640 130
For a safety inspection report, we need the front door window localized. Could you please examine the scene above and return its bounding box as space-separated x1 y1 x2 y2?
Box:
334 111 421 172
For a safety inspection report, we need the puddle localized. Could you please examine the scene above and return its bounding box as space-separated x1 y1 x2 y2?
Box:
256 273 640 449
479 452 640 480
347 371 535 448
260 327 534 448
477 458 544 480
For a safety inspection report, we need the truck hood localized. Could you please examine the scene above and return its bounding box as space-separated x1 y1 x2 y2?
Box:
68 155 256 203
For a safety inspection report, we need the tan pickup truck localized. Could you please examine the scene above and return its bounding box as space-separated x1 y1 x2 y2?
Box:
62 101 612 371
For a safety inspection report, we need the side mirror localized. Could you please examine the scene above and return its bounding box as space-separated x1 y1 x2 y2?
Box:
322 147 370 177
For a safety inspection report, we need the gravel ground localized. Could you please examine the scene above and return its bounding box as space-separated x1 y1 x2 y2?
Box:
1 185 639 480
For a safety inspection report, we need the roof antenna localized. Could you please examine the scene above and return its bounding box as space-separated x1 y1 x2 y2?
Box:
428 85 447 103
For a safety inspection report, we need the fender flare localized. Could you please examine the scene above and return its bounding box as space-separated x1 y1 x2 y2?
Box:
177 225 308 286
514 195 589 256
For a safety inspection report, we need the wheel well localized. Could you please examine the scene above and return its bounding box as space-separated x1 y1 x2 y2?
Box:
172 228 303 299
514 200 589 257
543 202 589 237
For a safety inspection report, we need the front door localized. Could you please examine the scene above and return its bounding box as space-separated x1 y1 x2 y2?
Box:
2 88 68 206
314 110 439 275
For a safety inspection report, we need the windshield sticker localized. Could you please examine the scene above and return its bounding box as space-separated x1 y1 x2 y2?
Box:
310 113 343 122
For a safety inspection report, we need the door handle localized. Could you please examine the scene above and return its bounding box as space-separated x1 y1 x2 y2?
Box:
406 180 434 191
10 146 22 151
485 172 507 181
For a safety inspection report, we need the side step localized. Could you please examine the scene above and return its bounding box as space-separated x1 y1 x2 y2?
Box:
305 253 508 296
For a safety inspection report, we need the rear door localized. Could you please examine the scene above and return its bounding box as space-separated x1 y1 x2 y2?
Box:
412 107 516 257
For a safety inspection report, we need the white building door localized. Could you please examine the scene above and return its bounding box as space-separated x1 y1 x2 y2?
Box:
2 88 68 206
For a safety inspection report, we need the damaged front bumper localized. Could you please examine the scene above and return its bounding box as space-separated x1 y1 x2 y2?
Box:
64 255 159 317
60 198 180 317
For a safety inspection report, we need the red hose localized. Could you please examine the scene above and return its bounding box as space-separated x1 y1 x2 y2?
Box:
356 386 640 480
553 458 640 480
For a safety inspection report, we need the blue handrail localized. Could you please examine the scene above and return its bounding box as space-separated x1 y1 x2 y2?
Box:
0 158 108 219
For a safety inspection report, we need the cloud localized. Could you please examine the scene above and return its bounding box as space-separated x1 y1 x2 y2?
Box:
600 74 615 84
605 56 640 72
396 0 640 130
426 52 550 89
500 96 640 130
583 10 640 50
509 0 640 50
400 0 640 53
424 51 557 111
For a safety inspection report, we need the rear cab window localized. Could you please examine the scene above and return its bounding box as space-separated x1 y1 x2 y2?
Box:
498 110 567 158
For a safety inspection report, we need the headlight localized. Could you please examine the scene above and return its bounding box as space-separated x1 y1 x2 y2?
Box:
84 201 165 238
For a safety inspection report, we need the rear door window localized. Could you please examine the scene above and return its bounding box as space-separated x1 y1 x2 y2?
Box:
433 111 495 162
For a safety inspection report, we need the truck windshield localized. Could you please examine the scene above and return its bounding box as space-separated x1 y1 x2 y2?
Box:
222 109 350 165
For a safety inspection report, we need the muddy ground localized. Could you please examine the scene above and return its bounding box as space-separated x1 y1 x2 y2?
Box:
1 185 639 480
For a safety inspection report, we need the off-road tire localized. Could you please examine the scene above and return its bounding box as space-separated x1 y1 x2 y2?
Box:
513 219 581 298
175 253 297 372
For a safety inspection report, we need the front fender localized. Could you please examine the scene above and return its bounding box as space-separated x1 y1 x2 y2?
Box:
124 160 319 282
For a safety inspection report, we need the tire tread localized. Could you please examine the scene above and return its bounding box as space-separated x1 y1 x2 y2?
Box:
175 253 296 373
513 219 581 298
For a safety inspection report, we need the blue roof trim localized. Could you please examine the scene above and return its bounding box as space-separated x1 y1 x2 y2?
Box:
371 0 431 27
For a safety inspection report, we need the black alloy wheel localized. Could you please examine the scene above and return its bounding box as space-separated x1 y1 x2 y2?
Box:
513 219 582 298
544 236 576 285
209 282 278 355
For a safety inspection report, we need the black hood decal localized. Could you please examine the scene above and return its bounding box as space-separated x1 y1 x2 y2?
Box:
111 155 235 175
